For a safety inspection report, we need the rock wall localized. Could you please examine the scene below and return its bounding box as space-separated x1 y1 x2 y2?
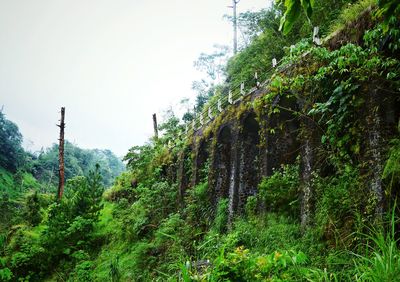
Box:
175 79 400 229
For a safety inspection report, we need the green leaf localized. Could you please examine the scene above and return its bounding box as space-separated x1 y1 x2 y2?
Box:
279 0 302 35
301 0 314 20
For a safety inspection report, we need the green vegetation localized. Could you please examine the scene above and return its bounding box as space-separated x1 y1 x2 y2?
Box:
0 111 24 172
1 0 400 281
0 111 125 280
33 141 125 188
0 167 104 281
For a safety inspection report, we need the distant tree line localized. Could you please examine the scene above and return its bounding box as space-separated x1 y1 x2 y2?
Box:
32 142 125 188
0 110 125 189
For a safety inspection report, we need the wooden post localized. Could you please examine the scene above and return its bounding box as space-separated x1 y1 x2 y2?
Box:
57 107 65 201
152 113 158 139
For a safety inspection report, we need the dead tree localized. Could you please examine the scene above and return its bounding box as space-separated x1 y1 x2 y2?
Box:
153 113 158 140
57 107 65 201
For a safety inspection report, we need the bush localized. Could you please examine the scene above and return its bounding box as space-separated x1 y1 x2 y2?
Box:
193 246 308 281
314 166 362 247
232 214 302 254
184 182 213 230
24 191 42 226
258 164 300 217
213 199 229 234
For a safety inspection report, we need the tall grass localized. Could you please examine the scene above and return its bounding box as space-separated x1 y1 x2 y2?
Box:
328 0 376 35
352 208 400 281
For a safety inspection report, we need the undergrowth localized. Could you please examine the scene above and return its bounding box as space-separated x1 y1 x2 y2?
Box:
1 3 399 281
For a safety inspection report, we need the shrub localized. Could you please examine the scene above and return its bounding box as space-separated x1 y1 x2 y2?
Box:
213 198 229 234
202 246 308 281
314 166 362 247
184 182 213 230
24 191 42 226
258 164 300 217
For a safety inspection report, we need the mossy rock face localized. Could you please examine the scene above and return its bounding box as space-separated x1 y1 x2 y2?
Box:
177 12 400 237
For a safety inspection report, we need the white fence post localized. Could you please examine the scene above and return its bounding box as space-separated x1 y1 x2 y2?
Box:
255 72 260 88
218 99 223 112
240 82 245 95
313 26 321 45
228 90 233 104
272 58 277 68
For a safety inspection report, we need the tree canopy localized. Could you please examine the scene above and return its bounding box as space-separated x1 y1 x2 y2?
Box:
0 111 24 172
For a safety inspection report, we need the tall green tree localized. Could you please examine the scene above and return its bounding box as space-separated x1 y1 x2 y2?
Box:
33 141 125 188
0 111 24 172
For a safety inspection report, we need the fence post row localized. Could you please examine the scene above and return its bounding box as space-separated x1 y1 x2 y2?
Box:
184 27 322 136
186 51 298 135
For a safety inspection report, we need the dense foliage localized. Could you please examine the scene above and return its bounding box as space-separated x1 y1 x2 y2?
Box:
1 0 400 281
33 141 125 188
0 111 24 172
0 112 124 280
0 166 104 281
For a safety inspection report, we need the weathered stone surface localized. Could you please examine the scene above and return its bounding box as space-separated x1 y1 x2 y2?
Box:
179 72 398 231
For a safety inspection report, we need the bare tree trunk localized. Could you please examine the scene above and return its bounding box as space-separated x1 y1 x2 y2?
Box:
57 107 65 201
152 113 158 140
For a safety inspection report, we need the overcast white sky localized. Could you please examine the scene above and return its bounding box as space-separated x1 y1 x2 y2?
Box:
0 0 270 157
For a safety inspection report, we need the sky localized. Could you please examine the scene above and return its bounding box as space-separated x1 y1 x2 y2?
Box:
0 0 270 157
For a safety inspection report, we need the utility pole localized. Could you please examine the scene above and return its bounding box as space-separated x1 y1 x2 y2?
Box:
152 113 158 140
228 0 240 54
57 107 65 201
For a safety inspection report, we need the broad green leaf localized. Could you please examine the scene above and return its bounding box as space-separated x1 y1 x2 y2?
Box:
301 0 314 20
279 0 302 35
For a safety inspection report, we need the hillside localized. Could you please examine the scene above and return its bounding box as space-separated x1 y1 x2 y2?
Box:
0 111 124 236
1 0 400 281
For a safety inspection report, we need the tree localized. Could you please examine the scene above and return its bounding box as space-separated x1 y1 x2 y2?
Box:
57 107 65 201
40 165 104 274
32 141 124 188
193 45 229 82
191 45 230 112
24 191 42 226
0 111 24 172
